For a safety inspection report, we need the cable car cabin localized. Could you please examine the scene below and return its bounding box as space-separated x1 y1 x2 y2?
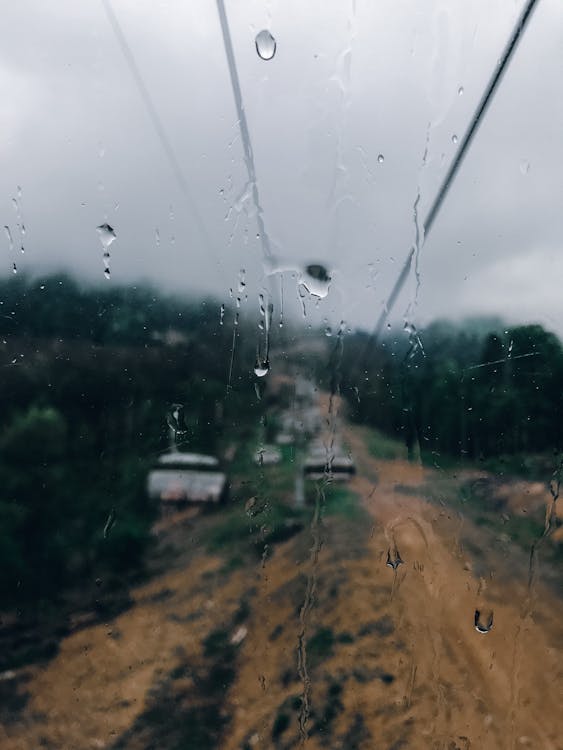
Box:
303 454 356 482
147 452 228 510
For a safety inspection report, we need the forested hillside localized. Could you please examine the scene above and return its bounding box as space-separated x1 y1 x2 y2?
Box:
341 318 563 468
0 275 261 608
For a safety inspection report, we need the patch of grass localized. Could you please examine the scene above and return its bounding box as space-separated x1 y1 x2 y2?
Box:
358 615 395 638
269 624 283 641
310 679 344 739
113 623 239 750
352 666 395 684
202 507 255 554
203 501 308 561
421 448 557 482
423 476 547 558
480 452 555 482
229 434 298 504
219 554 245 575
1 634 59 672
272 711 290 741
307 626 335 669
340 712 371 749
322 486 365 522
0 674 29 723
367 428 408 461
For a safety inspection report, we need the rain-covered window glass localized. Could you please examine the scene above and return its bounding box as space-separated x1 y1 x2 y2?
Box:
2 1 563 748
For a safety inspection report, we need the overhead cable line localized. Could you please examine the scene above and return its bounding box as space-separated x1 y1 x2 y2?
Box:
215 0 274 264
100 0 217 265
370 0 541 344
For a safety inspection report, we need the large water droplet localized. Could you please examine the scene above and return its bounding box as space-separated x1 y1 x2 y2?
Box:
377 154 384 164
254 359 270 378
474 609 493 634
255 30 276 61
301 263 331 299
96 223 116 249
386 547 404 570
167 403 187 435
97 224 115 279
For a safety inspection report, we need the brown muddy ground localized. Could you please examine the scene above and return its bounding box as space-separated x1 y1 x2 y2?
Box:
2 407 563 749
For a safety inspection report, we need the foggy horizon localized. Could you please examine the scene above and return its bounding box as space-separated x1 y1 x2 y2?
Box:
1 0 562 335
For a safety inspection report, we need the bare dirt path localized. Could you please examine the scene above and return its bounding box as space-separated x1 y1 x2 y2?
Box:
343 421 563 750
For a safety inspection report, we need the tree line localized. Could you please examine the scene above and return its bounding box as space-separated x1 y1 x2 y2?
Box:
341 317 563 465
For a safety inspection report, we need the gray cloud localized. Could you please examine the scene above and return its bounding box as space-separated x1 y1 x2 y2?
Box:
0 0 562 336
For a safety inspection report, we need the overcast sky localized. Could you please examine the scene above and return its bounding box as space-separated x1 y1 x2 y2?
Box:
0 0 562 335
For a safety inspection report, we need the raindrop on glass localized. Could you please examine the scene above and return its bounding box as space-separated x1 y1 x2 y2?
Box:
219 303 225 325
255 30 276 61
4 226 13 252
519 160 530 175
458 86 464 96
238 268 246 293
452 134 458 145
97 224 115 279
12 262 17 275
386 547 404 570
474 609 493 634
96 223 116 249
254 359 270 378
167 403 187 435
377 154 384 164
301 263 331 299
103 507 116 539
